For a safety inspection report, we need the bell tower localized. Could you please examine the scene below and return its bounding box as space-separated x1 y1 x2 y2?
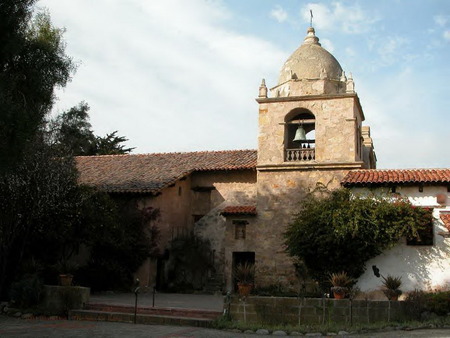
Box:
256 27 374 170
251 27 376 288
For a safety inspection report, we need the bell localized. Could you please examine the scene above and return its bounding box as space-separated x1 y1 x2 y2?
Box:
293 125 306 142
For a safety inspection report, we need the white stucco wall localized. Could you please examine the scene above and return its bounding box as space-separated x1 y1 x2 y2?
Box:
352 186 450 294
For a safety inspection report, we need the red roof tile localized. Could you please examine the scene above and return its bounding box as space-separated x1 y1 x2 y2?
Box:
342 169 450 187
222 206 257 216
440 213 450 232
76 150 256 194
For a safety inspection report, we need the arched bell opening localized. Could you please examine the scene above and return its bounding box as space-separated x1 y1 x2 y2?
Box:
284 109 316 162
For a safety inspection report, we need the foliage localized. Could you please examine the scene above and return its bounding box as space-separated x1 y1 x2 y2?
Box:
329 272 352 288
76 201 160 291
166 234 213 292
47 101 134 156
234 262 256 285
0 1 75 170
9 273 43 308
0 141 80 296
425 290 450 316
381 275 402 290
285 188 432 289
95 131 134 155
405 289 450 318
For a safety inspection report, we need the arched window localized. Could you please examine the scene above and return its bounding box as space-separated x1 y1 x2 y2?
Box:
284 109 315 162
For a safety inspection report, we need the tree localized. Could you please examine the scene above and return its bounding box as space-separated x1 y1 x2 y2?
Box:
48 101 96 155
284 188 432 289
0 142 79 296
48 102 134 156
0 2 75 171
95 131 134 155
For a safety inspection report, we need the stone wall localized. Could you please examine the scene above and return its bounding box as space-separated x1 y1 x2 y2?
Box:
229 296 409 325
193 170 257 286
257 95 364 166
41 285 90 315
134 169 256 287
251 169 351 289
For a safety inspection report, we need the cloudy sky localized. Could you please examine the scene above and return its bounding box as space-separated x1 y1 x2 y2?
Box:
39 0 449 169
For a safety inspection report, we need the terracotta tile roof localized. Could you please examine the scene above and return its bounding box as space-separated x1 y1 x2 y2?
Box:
76 149 256 194
342 169 450 187
440 213 450 232
221 206 257 216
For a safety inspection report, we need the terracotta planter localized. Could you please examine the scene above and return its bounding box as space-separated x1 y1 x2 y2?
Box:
237 283 253 297
333 291 346 299
59 274 73 286
331 286 348 299
389 295 399 301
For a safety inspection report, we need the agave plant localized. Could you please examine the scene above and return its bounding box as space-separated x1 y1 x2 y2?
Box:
381 275 402 300
234 262 255 285
329 271 353 288
329 272 353 298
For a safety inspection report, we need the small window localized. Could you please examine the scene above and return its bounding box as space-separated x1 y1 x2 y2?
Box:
233 220 248 240
178 187 182 196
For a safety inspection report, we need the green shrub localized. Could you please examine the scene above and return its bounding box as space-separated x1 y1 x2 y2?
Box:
405 289 450 318
9 273 43 308
426 291 450 316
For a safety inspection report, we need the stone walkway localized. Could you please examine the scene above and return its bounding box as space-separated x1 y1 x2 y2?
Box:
1 316 450 337
89 292 224 311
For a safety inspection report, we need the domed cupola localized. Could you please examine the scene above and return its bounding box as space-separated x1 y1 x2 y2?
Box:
278 27 343 83
269 27 354 97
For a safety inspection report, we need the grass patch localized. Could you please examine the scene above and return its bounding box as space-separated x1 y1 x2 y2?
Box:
212 315 450 335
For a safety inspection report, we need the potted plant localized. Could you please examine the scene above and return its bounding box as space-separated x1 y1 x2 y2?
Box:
56 260 78 286
381 275 402 301
234 262 255 297
329 271 353 299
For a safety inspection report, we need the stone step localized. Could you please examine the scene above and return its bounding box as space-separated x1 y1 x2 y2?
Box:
69 309 215 327
85 303 222 320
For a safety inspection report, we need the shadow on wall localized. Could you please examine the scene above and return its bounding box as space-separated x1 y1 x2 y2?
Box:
398 233 450 290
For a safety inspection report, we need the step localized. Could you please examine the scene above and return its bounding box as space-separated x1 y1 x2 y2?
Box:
85 303 222 320
69 309 215 327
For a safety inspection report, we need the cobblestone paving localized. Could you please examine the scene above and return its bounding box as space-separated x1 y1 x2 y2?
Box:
0 317 251 337
1 317 450 337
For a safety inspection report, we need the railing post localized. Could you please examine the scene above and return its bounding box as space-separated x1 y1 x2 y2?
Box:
133 279 140 324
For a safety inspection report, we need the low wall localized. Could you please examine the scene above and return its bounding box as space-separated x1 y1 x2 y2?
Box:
41 285 90 315
229 296 409 325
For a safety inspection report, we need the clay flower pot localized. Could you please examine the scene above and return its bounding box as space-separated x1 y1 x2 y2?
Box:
237 283 253 297
331 286 348 299
59 274 73 286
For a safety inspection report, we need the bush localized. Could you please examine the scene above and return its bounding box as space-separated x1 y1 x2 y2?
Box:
9 274 43 308
426 290 450 316
405 289 450 319
285 188 432 289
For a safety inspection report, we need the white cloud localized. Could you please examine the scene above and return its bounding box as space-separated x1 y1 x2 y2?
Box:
320 38 334 53
358 68 449 168
377 36 408 65
444 30 450 41
41 0 285 153
345 47 356 57
434 15 448 27
270 5 288 23
300 2 378 34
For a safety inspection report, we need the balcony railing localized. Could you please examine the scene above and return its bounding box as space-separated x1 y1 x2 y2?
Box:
285 148 315 162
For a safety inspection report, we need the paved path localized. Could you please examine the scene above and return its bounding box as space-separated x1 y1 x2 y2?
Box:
1 317 450 337
0 317 246 337
89 292 224 311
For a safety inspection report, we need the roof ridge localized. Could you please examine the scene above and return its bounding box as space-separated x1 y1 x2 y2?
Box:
75 149 257 159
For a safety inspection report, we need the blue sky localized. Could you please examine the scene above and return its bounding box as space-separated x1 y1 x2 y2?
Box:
40 0 449 168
